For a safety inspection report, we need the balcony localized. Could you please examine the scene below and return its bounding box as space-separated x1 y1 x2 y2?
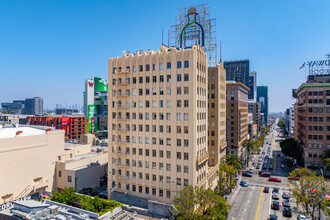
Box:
117 128 130 132
116 140 130 144
115 175 129 181
196 152 209 166
117 116 130 120
116 105 130 109
118 69 130 75
115 151 130 156
116 93 130 98
116 163 130 167
117 81 130 86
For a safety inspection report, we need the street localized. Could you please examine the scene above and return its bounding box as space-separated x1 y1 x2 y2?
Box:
228 124 301 220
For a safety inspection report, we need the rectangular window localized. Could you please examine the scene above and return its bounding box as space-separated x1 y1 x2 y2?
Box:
177 74 182 82
153 64 156 70
184 113 189 121
167 88 171 95
167 75 171 82
184 74 189 81
146 64 150 71
68 176 72 182
184 61 189 68
184 87 189 94
167 62 171 69
167 101 171 108
160 63 164 70
133 66 136 72
139 65 143 72
177 87 182 95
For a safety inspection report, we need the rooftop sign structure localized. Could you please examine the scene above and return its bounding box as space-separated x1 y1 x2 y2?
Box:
300 54 330 75
170 4 217 66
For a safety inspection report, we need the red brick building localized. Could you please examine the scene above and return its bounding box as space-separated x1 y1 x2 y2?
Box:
26 116 85 140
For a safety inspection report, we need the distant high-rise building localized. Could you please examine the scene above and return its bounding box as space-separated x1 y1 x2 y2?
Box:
1 100 25 114
224 60 252 99
248 71 257 101
24 97 43 115
257 86 268 124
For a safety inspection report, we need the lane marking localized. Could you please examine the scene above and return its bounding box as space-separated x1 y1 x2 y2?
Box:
254 188 263 220
268 190 272 216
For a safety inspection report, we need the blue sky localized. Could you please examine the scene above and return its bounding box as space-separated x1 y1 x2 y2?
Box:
0 0 329 112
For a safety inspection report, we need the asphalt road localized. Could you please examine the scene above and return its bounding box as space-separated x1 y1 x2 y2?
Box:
228 124 301 220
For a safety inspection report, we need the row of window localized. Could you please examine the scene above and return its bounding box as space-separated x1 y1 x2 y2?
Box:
307 117 330 122
307 135 330 140
113 160 190 171
307 98 330 104
307 90 330 96
113 74 190 85
307 125 330 131
113 124 190 134
113 87 190 98
113 136 190 146
112 61 190 74
114 100 190 109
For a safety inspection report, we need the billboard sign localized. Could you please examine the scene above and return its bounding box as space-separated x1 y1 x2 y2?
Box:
300 54 330 75
179 7 204 49
252 124 257 135
88 105 98 134
94 77 108 92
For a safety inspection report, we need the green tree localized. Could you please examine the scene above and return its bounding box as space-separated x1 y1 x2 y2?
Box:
323 149 330 171
225 154 243 174
217 163 236 195
174 186 229 219
280 138 301 159
51 187 77 205
288 168 328 220
277 120 285 128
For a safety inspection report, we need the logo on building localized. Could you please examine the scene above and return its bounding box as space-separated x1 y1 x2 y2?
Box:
179 7 204 49
88 81 94 87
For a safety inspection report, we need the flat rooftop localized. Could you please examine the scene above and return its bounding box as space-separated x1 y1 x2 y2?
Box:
0 126 46 139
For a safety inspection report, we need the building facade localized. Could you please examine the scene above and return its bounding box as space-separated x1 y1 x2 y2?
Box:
83 77 108 139
26 116 85 140
208 64 227 167
294 75 330 177
257 86 269 124
24 97 43 116
0 126 65 205
108 45 212 206
226 82 249 160
0 114 29 126
224 60 252 99
1 100 25 114
248 102 261 136
285 106 294 137
248 71 257 101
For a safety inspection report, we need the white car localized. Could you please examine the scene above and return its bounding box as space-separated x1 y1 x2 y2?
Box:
250 166 255 170
297 214 306 220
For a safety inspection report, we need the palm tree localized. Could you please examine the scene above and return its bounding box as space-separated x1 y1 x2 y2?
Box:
225 154 243 174
323 149 330 171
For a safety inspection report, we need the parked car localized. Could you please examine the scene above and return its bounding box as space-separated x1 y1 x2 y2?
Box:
263 164 268 169
283 207 292 217
272 192 279 200
297 214 306 220
268 214 277 220
256 165 261 169
272 201 280 210
269 164 273 170
283 199 290 207
273 187 279 193
242 172 253 177
263 186 269 193
288 176 300 180
260 172 271 177
282 192 290 199
240 181 248 187
268 177 281 182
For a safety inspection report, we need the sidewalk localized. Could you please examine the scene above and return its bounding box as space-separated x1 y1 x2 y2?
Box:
225 175 242 206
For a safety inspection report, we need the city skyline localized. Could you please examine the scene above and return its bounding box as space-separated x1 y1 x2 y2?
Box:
1 0 330 112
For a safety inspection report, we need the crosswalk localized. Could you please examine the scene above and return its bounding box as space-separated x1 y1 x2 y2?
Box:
248 183 290 191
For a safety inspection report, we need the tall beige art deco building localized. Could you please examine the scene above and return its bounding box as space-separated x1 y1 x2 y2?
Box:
108 45 225 208
208 64 227 167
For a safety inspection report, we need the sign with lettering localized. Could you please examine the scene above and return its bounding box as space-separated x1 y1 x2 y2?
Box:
300 54 330 74
0 196 31 211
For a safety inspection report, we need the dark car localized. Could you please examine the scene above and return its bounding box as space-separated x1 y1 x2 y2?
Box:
242 172 253 177
263 164 268 169
272 201 280 210
282 199 290 207
273 187 279 193
268 214 277 220
256 165 261 169
283 207 292 217
282 192 290 199
261 172 271 177
264 186 269 193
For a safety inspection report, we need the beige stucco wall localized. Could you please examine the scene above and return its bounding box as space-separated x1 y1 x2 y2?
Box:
56 152 108 192
0 129 65 204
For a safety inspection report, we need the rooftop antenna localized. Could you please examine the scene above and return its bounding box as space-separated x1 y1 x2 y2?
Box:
219 40 222 63
162 26 164 46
